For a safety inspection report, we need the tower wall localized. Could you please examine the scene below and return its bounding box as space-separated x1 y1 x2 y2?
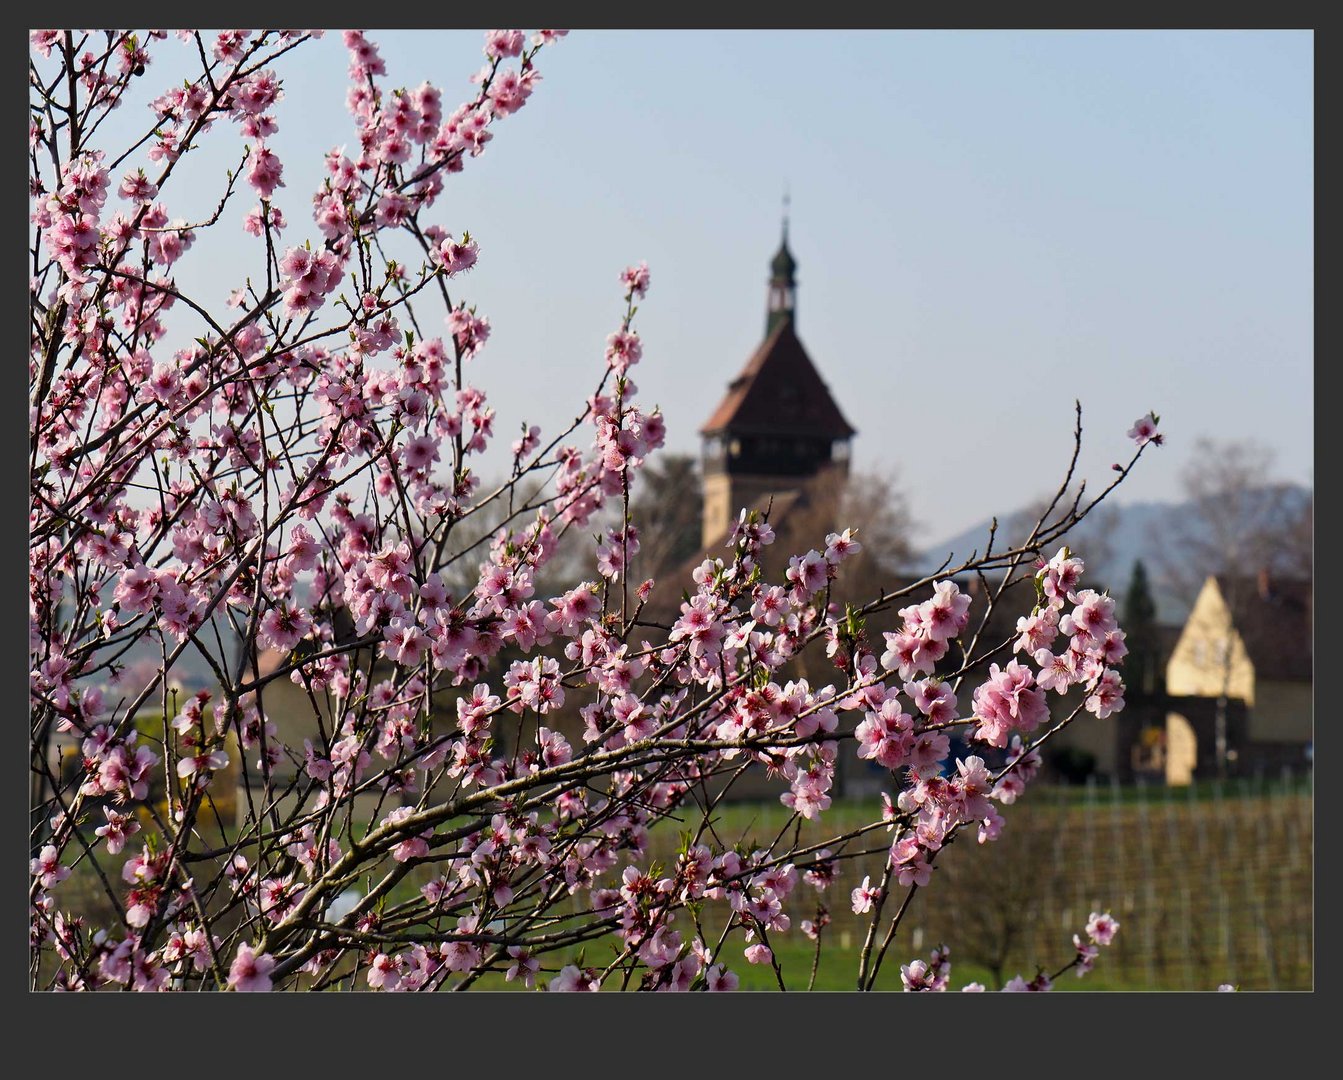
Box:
701 458 850 550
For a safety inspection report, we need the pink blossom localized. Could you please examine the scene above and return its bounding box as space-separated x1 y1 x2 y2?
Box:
604 329 642 373
30 845 70 889
1013 608 1059 654
367 953 401 990
259 604 312 652
744 943 773 965
550 965 601 992
891 837 933 887
1086 911 1120 946
706 964 738 991
242 204 285 236
1034 643 1077 692
920 580 971 641
1003 973 1052 992
94 807 140 855
118 171 158 203
177 747 229 781
1061 589 1117 641
484 29 525 59
246 146 285 200
786 549 828 599
971 660 1050 748
1085 668 1125 718
851 875 880 914
228 943 276 991
437 234 479 275
1127 411 1163 446
880 627 948 682
1040 547 1085 608
901 959 931 991
487 68 537 117
824 529 861 565
382 807 433 862
506 947 539 987
978 804 1005 843
1073 934 1099 976
401 434 441 473
620 261 651 298
30 30 60 58
907 678 958 724
952 756 994 821
113 565 159 615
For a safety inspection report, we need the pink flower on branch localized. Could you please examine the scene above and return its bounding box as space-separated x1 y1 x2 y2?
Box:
1127 411 1163 446
228 944 275 992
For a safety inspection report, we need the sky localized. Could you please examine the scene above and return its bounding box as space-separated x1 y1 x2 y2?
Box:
72 29 1313 545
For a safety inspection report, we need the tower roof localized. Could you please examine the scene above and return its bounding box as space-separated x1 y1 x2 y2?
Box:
700 318 856 439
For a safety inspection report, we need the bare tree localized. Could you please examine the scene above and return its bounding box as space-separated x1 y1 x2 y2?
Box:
1157 436 1310 610
839 469 919 580
628 453 703 584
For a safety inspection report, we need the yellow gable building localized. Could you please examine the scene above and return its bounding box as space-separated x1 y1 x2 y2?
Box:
1164 573 1312 784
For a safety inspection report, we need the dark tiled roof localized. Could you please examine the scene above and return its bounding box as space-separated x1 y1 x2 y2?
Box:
1215 575 1312 683
700 319 856 440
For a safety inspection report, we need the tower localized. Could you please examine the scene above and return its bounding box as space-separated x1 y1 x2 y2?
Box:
699 222 856 549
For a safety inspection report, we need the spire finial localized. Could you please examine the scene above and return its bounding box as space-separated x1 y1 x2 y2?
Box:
782 185 790 244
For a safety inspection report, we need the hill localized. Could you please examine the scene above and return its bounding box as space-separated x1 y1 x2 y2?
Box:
919 484 1311 626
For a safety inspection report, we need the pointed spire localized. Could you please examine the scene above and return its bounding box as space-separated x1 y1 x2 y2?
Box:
767 195 797 335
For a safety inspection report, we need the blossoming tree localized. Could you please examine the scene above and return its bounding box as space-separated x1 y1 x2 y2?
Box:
29 29 1159 991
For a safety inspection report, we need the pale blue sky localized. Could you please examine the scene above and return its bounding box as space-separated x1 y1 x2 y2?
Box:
79 29 1313 542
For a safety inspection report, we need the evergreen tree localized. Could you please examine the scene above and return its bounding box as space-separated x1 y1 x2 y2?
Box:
1123 559 1161 697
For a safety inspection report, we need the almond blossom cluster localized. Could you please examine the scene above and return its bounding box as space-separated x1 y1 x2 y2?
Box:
29 29 1162 993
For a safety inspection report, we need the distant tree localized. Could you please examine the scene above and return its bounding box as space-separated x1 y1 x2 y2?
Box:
628 453 702 583
1280 486 1313 582
1157 436 1311 609
1122 560 1162 698
838 469 918 581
